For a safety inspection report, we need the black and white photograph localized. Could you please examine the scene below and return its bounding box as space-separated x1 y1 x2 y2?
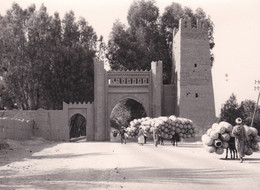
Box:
0 0 260 189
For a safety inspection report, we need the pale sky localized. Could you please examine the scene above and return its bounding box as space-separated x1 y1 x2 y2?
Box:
0 0 260 117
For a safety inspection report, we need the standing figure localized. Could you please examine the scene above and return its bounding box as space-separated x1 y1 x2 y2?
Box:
153 128 159 147
119 126 126 144
144 129 148 144
232 118 249 163
171 133 180 146
158 130 164 145
138 126 145 145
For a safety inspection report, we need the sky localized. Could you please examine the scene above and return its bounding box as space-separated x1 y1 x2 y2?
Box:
0 0 260 117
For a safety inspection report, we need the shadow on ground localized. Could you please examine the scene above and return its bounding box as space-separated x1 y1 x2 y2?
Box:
0 166 248 190
219 157 260 163
0 138 59 167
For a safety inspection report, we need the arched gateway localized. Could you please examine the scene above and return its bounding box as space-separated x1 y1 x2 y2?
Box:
63 19 216 141
93 60 164 141
62 60 167 141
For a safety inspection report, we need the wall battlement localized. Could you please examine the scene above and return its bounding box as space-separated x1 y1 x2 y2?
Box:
64 102 92 105
109 69 150 72
180 18 208 30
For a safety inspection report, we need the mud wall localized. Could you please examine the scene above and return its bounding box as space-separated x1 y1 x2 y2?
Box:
0 109 68 142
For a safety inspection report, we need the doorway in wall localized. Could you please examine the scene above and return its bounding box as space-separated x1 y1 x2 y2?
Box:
69 113 86 141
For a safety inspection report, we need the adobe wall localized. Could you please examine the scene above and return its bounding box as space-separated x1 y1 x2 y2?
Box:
47 110 68 141
0 110 34 142
94 59 107 141
0 103 94 142
151 61 163 117
0 118 34 141
162 84 177 116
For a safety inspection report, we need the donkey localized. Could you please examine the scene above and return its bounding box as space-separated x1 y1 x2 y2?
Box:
225 136 238 159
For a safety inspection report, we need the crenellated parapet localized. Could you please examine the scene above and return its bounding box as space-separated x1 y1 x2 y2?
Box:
110 69 150 72
180 18 208 40
180 18 208 29
67 102 92 105
107 70 150 85
63 101 93 109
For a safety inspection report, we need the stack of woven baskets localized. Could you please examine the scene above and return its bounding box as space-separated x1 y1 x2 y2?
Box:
126 115 196 140
202 121 260 155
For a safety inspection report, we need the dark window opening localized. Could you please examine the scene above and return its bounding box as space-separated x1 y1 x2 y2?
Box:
195 93 198 98
194 64 197 67
184 21 187 28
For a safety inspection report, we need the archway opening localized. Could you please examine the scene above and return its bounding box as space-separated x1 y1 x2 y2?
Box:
69 114 86 140
110 98 146 141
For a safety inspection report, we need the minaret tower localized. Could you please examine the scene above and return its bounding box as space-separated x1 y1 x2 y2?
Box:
173 19 216 136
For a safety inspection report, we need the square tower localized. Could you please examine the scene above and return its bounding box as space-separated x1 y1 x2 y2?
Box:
173 19 216 136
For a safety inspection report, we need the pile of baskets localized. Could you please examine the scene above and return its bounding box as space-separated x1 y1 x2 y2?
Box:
126 115 196 140
202 121 260 155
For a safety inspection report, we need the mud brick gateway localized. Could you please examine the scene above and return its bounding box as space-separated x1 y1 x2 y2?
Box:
0 19 215 142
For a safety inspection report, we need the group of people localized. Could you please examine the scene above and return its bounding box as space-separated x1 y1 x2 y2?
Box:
120 125 168 146
113 126 149 145
114 117 251 163
115 126 179 147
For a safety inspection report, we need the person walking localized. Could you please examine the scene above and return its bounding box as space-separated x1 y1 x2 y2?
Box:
138 126 145 146
144 129 148 144
232 118 249 163
119 126 126 144
153 128 159 147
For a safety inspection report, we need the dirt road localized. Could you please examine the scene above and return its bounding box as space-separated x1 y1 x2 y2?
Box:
1 137 260 190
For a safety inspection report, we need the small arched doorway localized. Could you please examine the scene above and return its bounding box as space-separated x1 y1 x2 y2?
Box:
110 98 146 141
69 114 86 139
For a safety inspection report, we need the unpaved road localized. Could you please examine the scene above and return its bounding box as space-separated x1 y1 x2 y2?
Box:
0 137 260 190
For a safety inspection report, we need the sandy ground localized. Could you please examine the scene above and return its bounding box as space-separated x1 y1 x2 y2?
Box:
0 136 260 190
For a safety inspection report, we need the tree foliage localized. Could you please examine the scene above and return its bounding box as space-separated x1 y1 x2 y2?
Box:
107 0 215 84
219 94 260 134
240 99 260 134
110 99 146 130
107 0 171 83
0 3 105 110
219 94 244 126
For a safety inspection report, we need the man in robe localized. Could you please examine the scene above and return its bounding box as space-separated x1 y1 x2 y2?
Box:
232 118 249 163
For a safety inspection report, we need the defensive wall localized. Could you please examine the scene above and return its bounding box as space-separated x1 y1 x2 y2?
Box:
0 61 176 142
0 102 94 142
0 18 216 142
